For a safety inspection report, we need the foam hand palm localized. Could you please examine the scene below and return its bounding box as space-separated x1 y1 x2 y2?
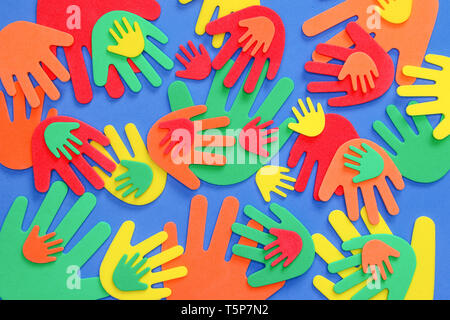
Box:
288 98 325 137
0 181 111 300
373 103 450 183
162 195 285 299
231 203 315 287
255 166 296 202
168 60 295 186
37 0 162 104
93 11 173 93
100 221 187 300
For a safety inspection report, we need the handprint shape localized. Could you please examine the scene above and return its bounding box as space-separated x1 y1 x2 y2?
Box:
397 54 450 140
361 239 400 281
239 117 279 157
0 181 111 300
319 139 404 225
178 0 261 48
112 253 150 292
176 41 212 80
264 229 303 268
343 143 385 183
32 116 117 196
255 166 296 202
0 84 57 170
205 6 285 93
302 0 439 86
91 123 167 205
288 98 325 137
305 22 394 107
100 221 187 300
287 113 359 201
232 203 315 287
375 0 413 24
107 17 145 58
238 16 275 56
313 208 435 300
37 0 162 104
373 103 450 183
162 195 285 299
147 105 235 190
0 21 73 108
22 226 64 264
44 122 83 160
93 11 174 93
168 60 295 186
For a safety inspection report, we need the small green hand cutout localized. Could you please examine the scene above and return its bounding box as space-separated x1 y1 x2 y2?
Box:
231 203 315 287
373 103 450 183
328 234 416 300
115 160 153 198
44 122 82 160
112 253 150 292
344 143 385 183
168 59 295 185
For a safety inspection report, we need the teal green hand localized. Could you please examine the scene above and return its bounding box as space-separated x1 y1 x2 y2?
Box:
231 203 315 287
168 60 295 185
92 10 173 92
115 160 153 198
44 122 82 160
328 234 416 300
344 143 385 183
373 103 450 183
0 181 111 300
112 253 150 291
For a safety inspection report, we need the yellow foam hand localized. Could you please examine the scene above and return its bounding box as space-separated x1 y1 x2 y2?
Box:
288 98 325 137
375 0 413 24
100 221 187 300
107 17 145 58
91 123 167 206
397 54 450 140
313 208 435 300
255 166 296 202
180 0 261 48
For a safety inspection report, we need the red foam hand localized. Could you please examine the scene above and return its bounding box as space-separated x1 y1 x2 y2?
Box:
32 116 116 195
305 22 394 107
287 114 359 201
36 0 161 104
175 41 212 80
205 6 285 93
264 228 303 268
239 117 279 157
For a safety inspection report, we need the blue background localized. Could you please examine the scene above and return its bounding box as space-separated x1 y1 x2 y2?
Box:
0 0 449 300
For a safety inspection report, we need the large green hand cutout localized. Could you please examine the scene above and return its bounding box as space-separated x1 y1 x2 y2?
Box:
373 103 450 183
168 60 295 185
344 143 385 183
0 181 111 300
44 122 82 160
115 160 153 198
328 234 416 300
112 253 150 292
93 11 173 92
231 203 315 287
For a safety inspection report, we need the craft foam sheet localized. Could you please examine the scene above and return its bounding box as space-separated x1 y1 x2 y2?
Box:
0 0 449 300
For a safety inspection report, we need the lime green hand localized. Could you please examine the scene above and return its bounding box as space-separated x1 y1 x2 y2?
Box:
93 11 173 92
231 203 315 287
344 143 385 183
112 253 151 291
115 160 153 198
373 103 450 183
0 181 111 300
44 122 82 160
168 59 295 185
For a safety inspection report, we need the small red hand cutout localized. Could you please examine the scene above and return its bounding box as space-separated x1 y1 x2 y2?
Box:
176 41 212 80
22 226 64 264
264 228 303 268
239 117 279 157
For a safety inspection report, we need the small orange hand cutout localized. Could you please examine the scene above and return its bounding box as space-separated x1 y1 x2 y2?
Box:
362 239 401 281
338 52 379 93
23 226 64 264
238 16 276 56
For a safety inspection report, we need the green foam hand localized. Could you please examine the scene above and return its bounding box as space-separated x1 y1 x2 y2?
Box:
168 60 295 185
231 203 315 287
344 143 385 183
0 181 111 300
115 160 153 198
112 253 150 291
373 103 450 183
44 122 82 160
328 234 416 300
92 11 173 92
